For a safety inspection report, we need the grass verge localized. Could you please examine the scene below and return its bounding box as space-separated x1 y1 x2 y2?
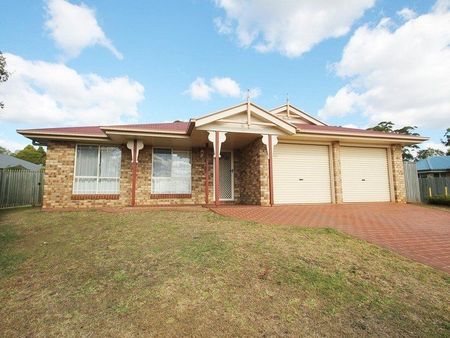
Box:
0 208 448 337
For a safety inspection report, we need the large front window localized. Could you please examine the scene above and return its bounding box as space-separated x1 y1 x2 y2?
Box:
73 145 121 194
152 148 191 194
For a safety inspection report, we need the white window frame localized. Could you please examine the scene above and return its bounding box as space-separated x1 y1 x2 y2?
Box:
151 147 192 194
73 144 122 195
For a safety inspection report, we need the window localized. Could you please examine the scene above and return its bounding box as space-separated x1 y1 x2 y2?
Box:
152 148 191 194
73 145 121 194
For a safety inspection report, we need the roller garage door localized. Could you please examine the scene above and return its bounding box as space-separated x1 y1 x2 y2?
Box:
340 147 391 202
273 144 332 204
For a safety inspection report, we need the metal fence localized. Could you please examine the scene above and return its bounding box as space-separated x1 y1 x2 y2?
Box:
0 169 44 208
403 161 421 203
419 176 450 201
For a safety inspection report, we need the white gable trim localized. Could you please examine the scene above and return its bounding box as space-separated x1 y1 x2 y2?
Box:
270 104 326 126
193 102 297 135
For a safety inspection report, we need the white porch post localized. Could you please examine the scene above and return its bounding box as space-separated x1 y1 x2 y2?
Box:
208 131 227 206
126 140 144 207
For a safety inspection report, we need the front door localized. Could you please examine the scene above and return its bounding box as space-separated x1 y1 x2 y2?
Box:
219 151 233 201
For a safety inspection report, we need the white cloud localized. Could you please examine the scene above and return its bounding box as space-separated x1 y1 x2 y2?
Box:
214 0 375 57
0 53 144 126
45 0 122 60
320 86 360 118
185 77 213 101
421 141 448 152
185 76 260 101
319 2 450 130
214 17 232 35
211 77 241 97
0 138 28 152
397 8 417 21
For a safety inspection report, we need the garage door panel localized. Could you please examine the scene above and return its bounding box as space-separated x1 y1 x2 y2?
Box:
273 144 331 204
341 147 390 202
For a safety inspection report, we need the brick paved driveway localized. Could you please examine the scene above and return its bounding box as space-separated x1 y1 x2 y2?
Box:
213 204 450 273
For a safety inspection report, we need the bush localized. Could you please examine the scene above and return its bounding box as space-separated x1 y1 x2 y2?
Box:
427 195 450 206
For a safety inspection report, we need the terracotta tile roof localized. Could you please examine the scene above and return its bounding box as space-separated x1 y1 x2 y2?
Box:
101 121 191 133
294 124 424 139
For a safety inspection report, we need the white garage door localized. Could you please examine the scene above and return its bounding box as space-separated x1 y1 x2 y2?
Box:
340 147 391 202
273 144 332 204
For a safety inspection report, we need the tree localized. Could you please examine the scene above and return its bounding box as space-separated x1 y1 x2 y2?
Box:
0 51 9 109
37 146 46 164
14 145 46 165
367 121 420 161
442 128 450 155
416 148 445 160
0 146 12 155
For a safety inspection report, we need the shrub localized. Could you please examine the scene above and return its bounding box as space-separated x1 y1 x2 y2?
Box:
427 195 450 206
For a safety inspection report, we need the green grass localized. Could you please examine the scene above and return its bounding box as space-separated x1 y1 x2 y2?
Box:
0 208 449 337
0 223 28 278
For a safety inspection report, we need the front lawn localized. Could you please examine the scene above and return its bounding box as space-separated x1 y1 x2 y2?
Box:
0 208 448 337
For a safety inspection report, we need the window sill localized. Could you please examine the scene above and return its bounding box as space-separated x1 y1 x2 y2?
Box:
71 194 120 200
150 194 192 199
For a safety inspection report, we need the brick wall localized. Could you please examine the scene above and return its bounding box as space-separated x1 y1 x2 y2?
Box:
43 142 210 209
331 142 343 204
233 150 241 203
239 138 269 205
391 144 407 203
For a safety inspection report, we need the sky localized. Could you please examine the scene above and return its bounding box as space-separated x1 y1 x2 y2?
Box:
0 0 449 152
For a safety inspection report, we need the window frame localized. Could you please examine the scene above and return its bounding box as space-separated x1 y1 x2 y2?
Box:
151 147 192 195
72 144 122 195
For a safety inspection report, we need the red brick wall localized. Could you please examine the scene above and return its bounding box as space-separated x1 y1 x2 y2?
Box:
239 138 269 205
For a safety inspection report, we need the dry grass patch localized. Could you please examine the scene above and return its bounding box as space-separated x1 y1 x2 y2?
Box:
0 208 449 337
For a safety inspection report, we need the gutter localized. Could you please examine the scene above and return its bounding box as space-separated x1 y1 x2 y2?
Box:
295 129 429 142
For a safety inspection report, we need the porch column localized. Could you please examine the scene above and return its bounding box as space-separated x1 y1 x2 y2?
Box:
208 131 227 206
204 143 209 205
126 140 144 207
262 134 278 206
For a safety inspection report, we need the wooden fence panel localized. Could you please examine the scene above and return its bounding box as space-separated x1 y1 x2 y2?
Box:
403 162 421 203
418 176 450 202
0 169 44 208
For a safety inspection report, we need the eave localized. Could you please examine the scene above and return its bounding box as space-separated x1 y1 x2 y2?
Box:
293 129 429 145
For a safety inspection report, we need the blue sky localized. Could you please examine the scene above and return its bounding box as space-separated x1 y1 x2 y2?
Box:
0 0 449 151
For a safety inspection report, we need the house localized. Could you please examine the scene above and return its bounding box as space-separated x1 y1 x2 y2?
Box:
417 156 450 178
17 101 428 209
0 153 42 171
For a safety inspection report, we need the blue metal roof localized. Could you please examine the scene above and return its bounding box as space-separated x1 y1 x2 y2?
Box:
0 154 42 170
416 156 450 171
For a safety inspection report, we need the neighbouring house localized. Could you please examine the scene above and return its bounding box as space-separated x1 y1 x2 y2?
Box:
17 102 428 209
417 156 450 178
0 153 42 171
